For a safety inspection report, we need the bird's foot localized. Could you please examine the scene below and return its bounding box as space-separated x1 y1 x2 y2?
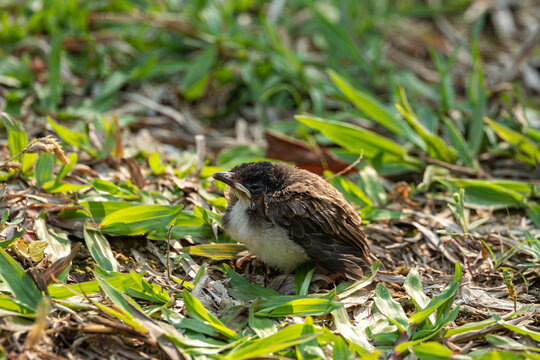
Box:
235 254 256 268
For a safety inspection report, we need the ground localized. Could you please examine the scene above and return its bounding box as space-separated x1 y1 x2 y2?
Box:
0 1 539 359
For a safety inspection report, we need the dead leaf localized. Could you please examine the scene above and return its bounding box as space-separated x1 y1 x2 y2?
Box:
265 130 356 175
122 157 145 189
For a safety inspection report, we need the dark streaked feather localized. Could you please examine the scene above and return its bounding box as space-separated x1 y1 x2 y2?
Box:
296 234 368 279
263 167 372 276
222 161 374 278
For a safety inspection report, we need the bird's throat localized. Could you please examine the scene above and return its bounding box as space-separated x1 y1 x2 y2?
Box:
222 200 308 272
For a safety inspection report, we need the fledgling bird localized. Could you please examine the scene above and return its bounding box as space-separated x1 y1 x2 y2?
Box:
212 161 374 279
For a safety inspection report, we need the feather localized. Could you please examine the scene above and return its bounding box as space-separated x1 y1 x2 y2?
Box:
216 161 376 279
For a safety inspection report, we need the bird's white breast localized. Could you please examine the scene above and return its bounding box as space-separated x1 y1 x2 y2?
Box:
224 200 308 272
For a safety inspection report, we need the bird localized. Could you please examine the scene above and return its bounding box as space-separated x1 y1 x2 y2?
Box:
212 161 374 279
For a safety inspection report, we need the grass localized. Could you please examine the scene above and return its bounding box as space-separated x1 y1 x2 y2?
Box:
0 0 539 359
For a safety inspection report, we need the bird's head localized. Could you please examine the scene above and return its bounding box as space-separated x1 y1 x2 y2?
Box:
212 161 288 209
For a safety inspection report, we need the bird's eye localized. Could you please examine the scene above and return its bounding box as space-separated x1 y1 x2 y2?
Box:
248 184 263 193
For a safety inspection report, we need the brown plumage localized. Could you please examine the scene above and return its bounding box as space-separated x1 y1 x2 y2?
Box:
213 161 374 279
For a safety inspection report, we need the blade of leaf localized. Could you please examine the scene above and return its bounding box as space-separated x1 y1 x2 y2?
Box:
411 342 452 360
254 295 342 318
296 115 409 161
442 117 475 168
84 226 120 272
485 117 539 165
223 264 280 300
396 90 455 162
47 33 62 110
182 244 246 260
295 263 315 295
403 268 430 310
338 260 379 299
182 290 240 339
249 301 278 338
328 69 424 149
297 316 329 360
332 305 374 353
100 205 183 235
373 283 409 333
0 248 42 311
492 313 540 342
225 324 318 360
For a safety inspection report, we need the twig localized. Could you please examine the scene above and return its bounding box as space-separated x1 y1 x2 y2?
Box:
419 154 486 178
448 315 530 343
194 134 206 178
53 302 86 325
326 152 363 180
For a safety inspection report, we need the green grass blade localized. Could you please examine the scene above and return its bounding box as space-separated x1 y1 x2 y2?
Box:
182 290 240 339
411 342 452 360
492 313 540 342
297 316 329 360
332 305 374 352
47 117 99 158
225 324 318 360
182 244 246 260
338 260 379 299
438 179 526 208
254 294 342 318
60 201 134 222
359 165 387 206
403 268 431 310
467 16 487 156
329 176 373 207
100 205 183 235
249 301 278 338
0 248 42 311
373 283 409 333
442 117 475 167
408 281 459 325
296 115 408 160
223 264 280 300
328 69 424 149
444 305 537 338
332 335 355 360
84 226 120 272
0 294 36 316
397 89 455 162
35 153 54 188
397 304 461 354
48 273 133 299
125 271 170 304
485 117 540 165
295 263 315 295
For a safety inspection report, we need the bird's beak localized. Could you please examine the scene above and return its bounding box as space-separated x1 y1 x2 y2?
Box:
212 172 253 203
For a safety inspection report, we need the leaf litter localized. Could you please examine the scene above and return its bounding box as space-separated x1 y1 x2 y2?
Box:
0 1 540 359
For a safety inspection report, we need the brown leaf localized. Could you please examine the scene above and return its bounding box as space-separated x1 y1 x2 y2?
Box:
265 130 356 175
113 115 124 160
122 157 145 189
44 242 81 284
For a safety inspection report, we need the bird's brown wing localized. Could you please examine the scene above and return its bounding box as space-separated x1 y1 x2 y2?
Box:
264 183 372 277
295 233 368 279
